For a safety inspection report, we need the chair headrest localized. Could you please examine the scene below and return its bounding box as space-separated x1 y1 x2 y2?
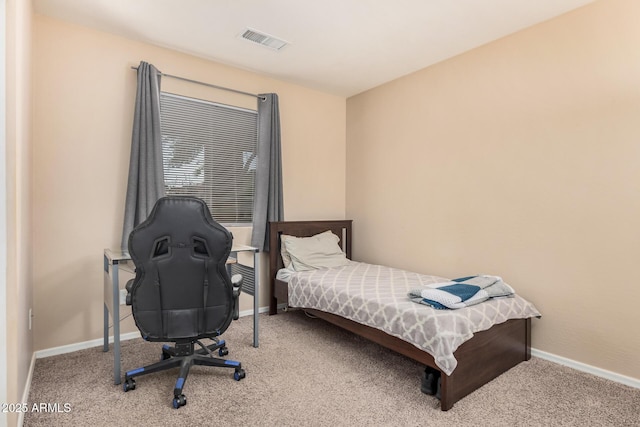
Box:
128 196 231 263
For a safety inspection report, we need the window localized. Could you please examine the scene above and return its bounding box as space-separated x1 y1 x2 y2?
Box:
160 92 258 224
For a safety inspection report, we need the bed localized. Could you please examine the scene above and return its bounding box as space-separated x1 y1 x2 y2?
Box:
268 220 540 411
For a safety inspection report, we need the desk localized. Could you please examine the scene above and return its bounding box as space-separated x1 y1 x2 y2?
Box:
103 245 259 385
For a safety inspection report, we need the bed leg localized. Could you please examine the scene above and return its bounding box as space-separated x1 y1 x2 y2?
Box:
421 367 453 411
439 375 453 411
525 317 532 361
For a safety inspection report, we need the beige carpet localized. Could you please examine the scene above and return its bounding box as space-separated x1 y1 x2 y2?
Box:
25 311 639 426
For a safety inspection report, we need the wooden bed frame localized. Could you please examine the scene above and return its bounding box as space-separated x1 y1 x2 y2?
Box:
268 220 532 411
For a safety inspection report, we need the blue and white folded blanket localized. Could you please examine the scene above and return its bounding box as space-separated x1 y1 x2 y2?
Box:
408 275 515 310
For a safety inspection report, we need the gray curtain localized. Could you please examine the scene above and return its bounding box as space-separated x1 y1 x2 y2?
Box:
251 93 284 251
121 61 165 251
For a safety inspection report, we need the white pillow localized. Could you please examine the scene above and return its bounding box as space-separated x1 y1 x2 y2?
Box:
283 230 351 271
280 234 294 268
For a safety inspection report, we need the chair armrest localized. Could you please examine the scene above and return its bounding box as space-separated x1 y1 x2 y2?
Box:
231 274 243 320
125 279 134 305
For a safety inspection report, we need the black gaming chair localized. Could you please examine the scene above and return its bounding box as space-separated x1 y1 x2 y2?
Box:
122 196 245 409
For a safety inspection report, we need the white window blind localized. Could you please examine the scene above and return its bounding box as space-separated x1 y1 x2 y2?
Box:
160 92 258 224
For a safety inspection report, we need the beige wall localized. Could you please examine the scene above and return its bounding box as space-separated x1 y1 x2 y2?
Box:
5 0 34 424
32 15 346 350
346 0 640 381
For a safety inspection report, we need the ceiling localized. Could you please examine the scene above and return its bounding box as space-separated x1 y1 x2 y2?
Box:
33 0 596 97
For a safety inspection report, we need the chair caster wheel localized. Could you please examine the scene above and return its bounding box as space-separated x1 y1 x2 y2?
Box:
123 378 136 392
219 347 229 357
172 394 187 409
234 368 246 381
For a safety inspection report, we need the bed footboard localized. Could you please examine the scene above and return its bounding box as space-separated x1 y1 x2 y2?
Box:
440 317 531 410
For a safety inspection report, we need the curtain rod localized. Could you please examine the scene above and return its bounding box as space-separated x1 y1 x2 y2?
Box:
130 66 265 101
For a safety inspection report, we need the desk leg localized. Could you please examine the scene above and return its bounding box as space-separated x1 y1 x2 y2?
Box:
112 263 121 385
253 251 259 348
103 254 109 353
103 303 109 352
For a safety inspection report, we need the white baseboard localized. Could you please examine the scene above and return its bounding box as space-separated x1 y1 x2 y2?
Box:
34 306 273 359
34 331 141 359
17 353 36 427
238 304 273 318
531 348 640 389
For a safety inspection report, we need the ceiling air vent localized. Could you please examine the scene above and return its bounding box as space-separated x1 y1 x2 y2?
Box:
240 28 288 51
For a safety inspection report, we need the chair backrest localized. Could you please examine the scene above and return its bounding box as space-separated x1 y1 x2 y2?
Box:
127 196 234 341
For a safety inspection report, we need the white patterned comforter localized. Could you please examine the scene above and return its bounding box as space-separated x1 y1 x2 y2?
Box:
287 262 541 375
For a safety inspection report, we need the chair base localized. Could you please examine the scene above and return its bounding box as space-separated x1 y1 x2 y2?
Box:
122 338 245 409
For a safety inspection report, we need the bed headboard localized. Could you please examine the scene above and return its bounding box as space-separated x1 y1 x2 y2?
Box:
268 220 353 314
